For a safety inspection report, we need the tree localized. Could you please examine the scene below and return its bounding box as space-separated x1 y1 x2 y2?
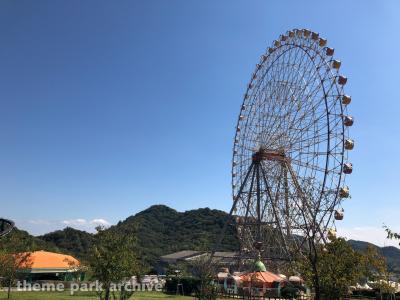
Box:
360 245 387 281
385 226 400 245
361 246 395 299
360 245 395 296
298 237 363 300
88 226 141 300
189 254 219 300
0 232 32 299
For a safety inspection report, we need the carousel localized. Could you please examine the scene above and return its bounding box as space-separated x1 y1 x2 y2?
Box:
216 254 306 298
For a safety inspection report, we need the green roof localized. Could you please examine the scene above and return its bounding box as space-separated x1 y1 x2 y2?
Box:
254 260 267 272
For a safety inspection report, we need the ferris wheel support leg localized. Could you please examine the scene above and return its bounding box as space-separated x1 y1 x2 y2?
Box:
282 161 312 237
210 163 255 260
244 165 257 221
255 163 262 242
283 164 291 237
284 162 327 244
259 163 292 263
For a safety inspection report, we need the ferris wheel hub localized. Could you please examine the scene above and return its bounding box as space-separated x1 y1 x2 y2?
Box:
253 241 263 250
252 148 286 163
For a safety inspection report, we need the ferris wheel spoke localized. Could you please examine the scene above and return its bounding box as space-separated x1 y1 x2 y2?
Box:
289 158 327 174
286 76 340 143
260 49 304 134
263 48 322 144
281 52 333 128
258 47 306 135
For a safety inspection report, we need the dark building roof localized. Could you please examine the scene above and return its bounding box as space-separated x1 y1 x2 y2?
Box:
160 250 239 264
160 250 203 263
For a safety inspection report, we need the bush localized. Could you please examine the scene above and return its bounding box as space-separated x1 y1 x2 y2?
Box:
194 284 218 300
165 276 200 295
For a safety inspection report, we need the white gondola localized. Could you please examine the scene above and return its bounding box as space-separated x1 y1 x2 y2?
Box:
342 95 351 105
326 47 334 56
338 75 347 85
332 60 341 69
344 115 354 126
311 32 319 40
339 186 350 198
239 115 245 121
334 210 344 220
319 38 327 47
343 163 353 174
327 228 337 239
344 139 354 150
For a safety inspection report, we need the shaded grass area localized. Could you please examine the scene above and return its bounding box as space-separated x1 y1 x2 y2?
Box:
0 291 193 300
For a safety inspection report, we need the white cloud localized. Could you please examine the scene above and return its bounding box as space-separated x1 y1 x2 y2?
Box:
337 226 400 248
59 218 111 232
15 217 113 235
28 219 52 225
90 219 111 226
62 218 87 226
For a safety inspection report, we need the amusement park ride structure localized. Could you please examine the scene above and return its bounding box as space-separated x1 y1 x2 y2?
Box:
214 28 354 268
0 218 14 238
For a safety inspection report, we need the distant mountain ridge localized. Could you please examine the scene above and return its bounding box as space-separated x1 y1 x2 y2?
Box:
348 239 400 274
6 205 400 273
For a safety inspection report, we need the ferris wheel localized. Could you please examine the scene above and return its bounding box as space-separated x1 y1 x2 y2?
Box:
0 218 14 238
231 29 354 262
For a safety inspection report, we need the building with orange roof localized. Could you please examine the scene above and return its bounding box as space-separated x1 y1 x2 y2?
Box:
19 250 83 281
240 270 283 288
238 259 287 298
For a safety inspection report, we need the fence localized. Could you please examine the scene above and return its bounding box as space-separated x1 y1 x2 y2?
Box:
218 287 311 300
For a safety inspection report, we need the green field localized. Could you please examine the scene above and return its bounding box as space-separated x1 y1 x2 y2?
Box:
0 291 193 300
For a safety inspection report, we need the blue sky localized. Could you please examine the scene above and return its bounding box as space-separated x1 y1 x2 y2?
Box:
1 0 399 245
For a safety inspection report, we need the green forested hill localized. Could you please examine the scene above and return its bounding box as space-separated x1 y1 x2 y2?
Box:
7 205 400 273
36 205 238 267
0 227 60 253
39 227 95 259
115 205 239 267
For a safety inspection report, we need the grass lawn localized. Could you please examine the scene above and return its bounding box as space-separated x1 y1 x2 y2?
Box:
0 291 194 300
